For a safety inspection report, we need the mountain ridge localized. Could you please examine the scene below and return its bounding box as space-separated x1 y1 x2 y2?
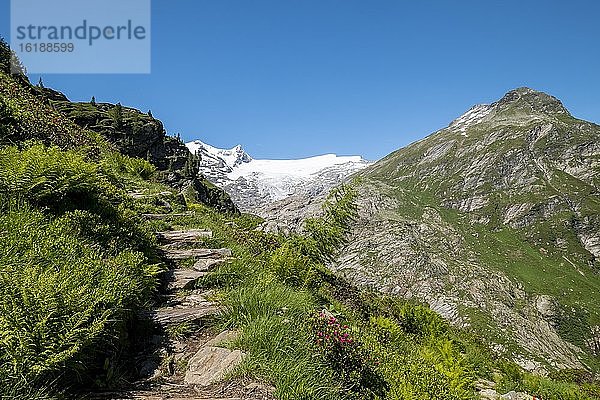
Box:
343 87 600 372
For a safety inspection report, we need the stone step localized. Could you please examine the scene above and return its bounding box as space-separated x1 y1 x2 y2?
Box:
162 248 232 261
92 393 243 400
141 303 218 326
130 395 243 400
157 229 213 243
193 258 226 272
160 242 206 251
128 191 172 200
185 331 244 388
180 291 215 307
142 213 194 220
162 291 215 308
167 269 208 291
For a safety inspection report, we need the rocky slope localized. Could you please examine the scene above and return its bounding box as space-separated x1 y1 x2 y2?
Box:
331 88 600 373
186 140 370 213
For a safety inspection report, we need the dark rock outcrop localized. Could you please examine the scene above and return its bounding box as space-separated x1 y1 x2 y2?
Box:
36 89 240 214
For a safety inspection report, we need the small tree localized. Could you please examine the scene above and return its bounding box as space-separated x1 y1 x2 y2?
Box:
0 36 26 76
111 103 124 128
0 37 10 72
183 152 200 178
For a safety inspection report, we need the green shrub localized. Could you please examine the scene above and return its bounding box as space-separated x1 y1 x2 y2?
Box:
270 183 358 288
365 314 476 399
303 183 358 263
0 207 158 390
271 237 318 287
0 143 160 396
0 144 117 212
101 151 156 181
312 312 387 399
397 304 449 339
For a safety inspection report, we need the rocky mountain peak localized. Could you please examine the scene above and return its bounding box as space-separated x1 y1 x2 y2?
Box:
188 140 252 170
448 88 571 135
495 87 570 115
448 104 493 134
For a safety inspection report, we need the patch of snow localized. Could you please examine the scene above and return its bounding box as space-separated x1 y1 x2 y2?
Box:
449 104 492 135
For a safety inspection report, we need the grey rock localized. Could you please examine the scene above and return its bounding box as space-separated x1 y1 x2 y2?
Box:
193 258 226 272
157 229 213 243
501 391 531 400
184 331 244 387
479 388 500 399
142 303 218 326
167 269 207 291
161 248 232 261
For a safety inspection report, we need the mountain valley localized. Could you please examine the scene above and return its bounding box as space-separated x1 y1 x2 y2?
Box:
2 36 600 399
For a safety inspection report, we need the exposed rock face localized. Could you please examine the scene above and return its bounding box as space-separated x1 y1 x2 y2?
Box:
270 88 599 372
51 100 189 172
180 177 240 214
40 91 239 213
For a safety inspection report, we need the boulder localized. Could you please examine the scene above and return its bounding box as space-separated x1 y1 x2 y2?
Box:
184 331 244 387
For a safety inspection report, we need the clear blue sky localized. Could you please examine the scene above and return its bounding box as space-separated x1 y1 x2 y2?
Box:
2 0 600 160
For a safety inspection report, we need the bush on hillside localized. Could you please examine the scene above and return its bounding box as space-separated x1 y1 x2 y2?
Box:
0 206 158 390
101 150 156 181
0 144 161 394
312 311 387 399
271 183 358 287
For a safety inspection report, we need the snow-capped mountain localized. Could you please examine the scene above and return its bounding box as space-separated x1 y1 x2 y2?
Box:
186 140 370 213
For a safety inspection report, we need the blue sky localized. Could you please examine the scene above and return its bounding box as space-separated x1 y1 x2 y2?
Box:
2 0 600 160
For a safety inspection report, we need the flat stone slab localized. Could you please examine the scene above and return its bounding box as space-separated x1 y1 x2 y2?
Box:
157 229 213 243
142 303 218 326
162 248 233 261
142 213 194 220
180 291 215 307
129 191 172 200
193 258 226 272
500 391 532 400
184 331 244 387
168 269 208 291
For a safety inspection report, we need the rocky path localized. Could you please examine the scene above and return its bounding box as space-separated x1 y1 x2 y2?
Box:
94 218 274 400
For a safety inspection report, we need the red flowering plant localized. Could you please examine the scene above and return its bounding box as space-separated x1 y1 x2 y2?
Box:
312 311 388 399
